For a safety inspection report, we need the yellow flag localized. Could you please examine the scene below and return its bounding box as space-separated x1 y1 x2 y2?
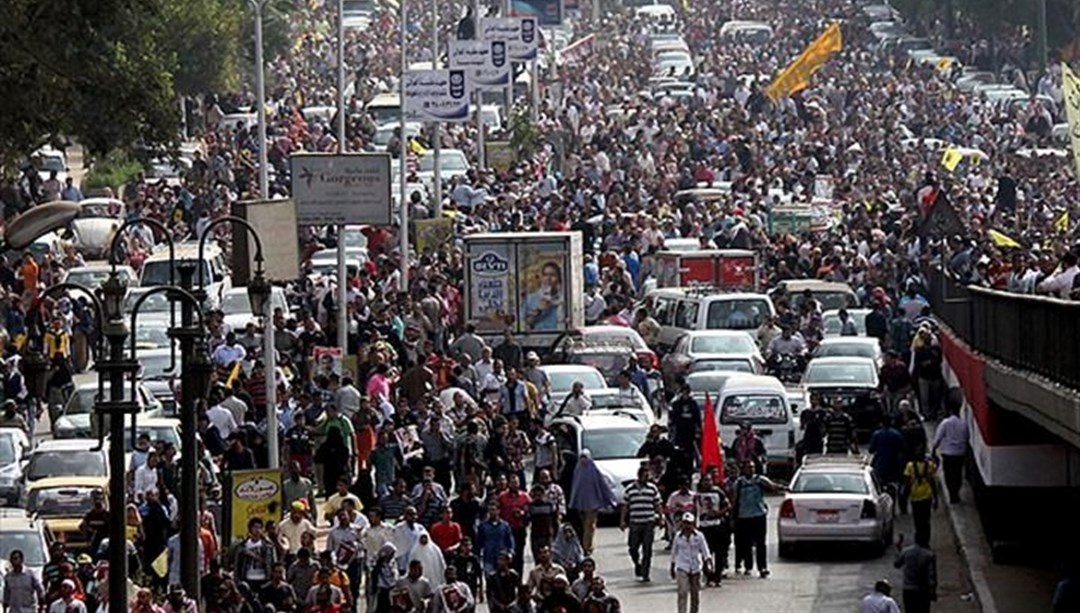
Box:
941 147 964 172
936 57 955 71
766 22 843 102
152 549 169 578
988 229 1020 248
1055 211 1070 233
1063 63 1080 178
409 137 429 156
225 361 242 388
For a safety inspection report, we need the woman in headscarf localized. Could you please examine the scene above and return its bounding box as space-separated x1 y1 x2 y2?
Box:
551 522 585 583
568 450 617 555
369 543 399 613
407 532 447 589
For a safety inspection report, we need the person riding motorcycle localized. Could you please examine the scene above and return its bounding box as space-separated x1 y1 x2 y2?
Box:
766 326 807 376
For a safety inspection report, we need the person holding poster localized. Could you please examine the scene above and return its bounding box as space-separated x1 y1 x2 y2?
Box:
521 261 564 331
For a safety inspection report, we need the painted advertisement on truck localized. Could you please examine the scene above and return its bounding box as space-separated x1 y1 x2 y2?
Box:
468 244 517 332
518 242 567 332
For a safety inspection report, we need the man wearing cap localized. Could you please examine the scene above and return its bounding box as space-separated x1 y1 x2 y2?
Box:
670 512 711 613
46 578 86 613
280 501 317 556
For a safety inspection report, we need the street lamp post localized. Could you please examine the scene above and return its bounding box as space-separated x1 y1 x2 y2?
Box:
195 217 275 467
250 0 270 200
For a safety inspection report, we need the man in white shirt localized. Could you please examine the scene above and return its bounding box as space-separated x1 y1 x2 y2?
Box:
212 332 247 367
1036 252 1079 299
279 502 317 554
932 403 970 504
860 580 901 613
555 381 591 418
335 376 362 418
474 347 495 384
670 513 711 613
207 401 239 438
47 579 86 613
132 450 161 498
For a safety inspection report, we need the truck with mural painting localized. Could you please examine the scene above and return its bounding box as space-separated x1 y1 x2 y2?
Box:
462 231 585 350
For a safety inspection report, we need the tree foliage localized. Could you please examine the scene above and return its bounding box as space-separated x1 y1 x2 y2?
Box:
0 0 251 171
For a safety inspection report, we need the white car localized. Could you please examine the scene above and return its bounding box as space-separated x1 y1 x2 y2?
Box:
220 285 290 331
778 456 895 556
416 149 469 191
821 309 871 337
813 337 883 369
539 364 607 407
64 264 137 290
548 414 650 510
0 429 30 506
33 147 70 185
0 510 49 589
72 198 125 259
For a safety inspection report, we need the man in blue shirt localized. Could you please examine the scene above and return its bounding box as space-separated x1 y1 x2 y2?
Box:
869 417 907 493
476 502 514 576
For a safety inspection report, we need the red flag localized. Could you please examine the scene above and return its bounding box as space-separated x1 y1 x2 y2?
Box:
701 392 724 482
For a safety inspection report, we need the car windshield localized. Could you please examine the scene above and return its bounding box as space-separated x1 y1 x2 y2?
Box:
706 299 770 330
0 437 16 464
67 269 131 288
26 450 106 480
690 359 753 374
419 153 468 172
40 155 65 173
140 260 211 287
547 370 606 393
66 387 139 415
582 428 647 460
567 352 630 382
823 312 867 335
0 530 46 567
123 291 172 315
583 331 643 349
139 354 173 380
813 292 855 311
720 394 787 425
816 343 877 360
792 472 869 495
28 487 100 517
690 334 755 354
134 323 172 349
124 427 180 452
805 363 877 385
221 292 253 315
590 394 645 411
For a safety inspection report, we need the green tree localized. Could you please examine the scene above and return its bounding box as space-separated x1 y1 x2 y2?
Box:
160 0 246 96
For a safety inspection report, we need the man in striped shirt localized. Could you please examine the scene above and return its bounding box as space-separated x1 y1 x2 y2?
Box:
620 466 664 582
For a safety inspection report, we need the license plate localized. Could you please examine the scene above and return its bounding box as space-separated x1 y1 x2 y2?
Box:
814 510 840 523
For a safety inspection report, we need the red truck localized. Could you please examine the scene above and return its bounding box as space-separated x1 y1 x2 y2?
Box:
652 249 760 291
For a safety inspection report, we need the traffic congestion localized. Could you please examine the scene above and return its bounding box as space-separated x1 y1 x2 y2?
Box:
1 0 1077 611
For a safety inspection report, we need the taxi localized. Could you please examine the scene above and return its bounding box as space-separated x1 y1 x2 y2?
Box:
25 476 108 553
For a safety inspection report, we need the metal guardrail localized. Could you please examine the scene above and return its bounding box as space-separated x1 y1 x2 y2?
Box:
926 267 1080 390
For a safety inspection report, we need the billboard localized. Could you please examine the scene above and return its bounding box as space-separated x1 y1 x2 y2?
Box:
225 469 283 544
468 244 517 332
448 40 512 89
517 241 567 332
403 69 472 122
290 154 392 226
510 0 563 26
479 17 539 61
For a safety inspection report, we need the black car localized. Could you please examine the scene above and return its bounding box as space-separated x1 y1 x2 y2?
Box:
801 356 883 435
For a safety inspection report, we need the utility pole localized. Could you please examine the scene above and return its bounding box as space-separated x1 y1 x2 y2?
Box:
1037 0 1049 77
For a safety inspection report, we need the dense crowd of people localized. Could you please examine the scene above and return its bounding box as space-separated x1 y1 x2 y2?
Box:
0 0 1074 610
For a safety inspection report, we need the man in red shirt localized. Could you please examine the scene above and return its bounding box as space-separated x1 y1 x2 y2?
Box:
496 473 530 576
430 507 463 553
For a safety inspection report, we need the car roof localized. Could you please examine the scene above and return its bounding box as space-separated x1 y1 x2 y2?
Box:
32 438 102 452
540 364 605 374
818 337 879 346
774 280 855 292
553 414 649 430
807 356 877 366
133 417 180 428
682 329 755 339
719 373 786 391
582 325 639 336
27 476 109 490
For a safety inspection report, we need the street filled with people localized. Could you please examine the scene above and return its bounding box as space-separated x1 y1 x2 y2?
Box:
1 0 1075 611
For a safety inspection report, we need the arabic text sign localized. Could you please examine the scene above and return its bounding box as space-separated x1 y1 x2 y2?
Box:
480 17 539 61
449 40 511 89
290 154 392 225
403 69 472 123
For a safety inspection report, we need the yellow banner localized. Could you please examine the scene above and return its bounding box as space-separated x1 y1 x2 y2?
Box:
228 469 284 544
1063 63 1080 178
766 22 843 102
1055 211 1070 233
988 229 1020 248
941 147 964 172
414 217 454 255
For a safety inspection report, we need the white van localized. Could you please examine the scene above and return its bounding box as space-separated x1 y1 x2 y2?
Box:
365 92 401 125
647 288 776 350
717 374 797 474
140 242 231 310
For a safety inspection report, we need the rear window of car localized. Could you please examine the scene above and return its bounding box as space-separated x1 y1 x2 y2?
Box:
804 363 877 385
720 394 787 425
690 334 755 354
547 370 606 393
27 450 106 481
705 299 770 330
815 343 876 360
792 472 869 495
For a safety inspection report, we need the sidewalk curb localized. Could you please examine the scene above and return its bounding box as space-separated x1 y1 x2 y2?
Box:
942 488 996 613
